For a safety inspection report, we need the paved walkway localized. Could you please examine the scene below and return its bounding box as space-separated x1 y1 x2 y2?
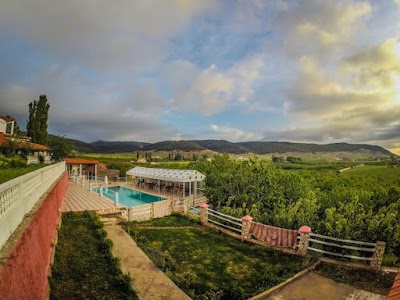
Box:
61 182 120 212
103 221 191 300
265 273 386 300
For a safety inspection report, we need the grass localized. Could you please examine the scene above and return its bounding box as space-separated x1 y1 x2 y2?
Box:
122 215 314 300
315 264 396 295
50 211 138 300
0 164 46 184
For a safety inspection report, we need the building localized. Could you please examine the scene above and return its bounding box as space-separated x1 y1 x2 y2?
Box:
126 166 205 197
0 115 52 164
0 116 15 135
64 158 119 181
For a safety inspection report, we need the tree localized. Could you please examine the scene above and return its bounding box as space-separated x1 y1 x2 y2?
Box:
27 95 50 145
49 136 72 162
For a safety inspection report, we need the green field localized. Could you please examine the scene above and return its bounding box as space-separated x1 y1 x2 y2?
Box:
122 215 313 300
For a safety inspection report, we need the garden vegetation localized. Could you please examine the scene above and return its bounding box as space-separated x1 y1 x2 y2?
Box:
189 154 400 265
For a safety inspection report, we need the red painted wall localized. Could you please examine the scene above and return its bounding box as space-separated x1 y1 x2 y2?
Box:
0 172 68 300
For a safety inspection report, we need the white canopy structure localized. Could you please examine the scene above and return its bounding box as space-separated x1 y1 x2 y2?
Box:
126 167 205 197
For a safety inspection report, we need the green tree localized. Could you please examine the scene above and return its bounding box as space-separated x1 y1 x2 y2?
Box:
49 136 72 162
27 95 50 145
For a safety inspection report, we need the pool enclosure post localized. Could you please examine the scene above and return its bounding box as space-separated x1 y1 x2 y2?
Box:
158 179 160 194
183 182 185 198
115 190 119 206
189 181 191 196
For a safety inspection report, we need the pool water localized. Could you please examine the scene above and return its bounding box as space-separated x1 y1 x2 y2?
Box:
95 186 166 207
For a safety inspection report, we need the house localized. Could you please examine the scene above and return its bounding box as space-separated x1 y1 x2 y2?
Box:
0 115 53 164
0 132 51 164
0 116 15 135
64 158 120 181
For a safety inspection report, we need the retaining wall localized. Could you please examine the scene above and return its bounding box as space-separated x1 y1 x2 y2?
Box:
0 172 68 300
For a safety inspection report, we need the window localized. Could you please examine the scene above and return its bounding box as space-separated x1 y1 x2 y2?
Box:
6 123 12 134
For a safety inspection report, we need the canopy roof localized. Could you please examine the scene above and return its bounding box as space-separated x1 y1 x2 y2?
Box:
126 166 205 183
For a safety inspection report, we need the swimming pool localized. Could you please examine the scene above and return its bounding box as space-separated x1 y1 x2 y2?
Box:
95 186 166 207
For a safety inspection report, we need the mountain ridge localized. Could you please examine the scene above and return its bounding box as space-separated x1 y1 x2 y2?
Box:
62 137 395 157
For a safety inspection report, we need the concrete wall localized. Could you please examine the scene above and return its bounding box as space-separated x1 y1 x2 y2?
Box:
0 162 66 248
0 172 68 300
152 199 171 218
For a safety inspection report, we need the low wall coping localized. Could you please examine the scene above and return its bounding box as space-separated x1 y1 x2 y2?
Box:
298 225 311 233
241 215 253 221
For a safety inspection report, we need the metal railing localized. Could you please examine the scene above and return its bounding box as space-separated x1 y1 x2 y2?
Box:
207 208 242 233
307 232 377 261
188 205 200 216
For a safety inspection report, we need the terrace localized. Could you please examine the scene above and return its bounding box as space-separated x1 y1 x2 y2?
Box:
0 164 398 299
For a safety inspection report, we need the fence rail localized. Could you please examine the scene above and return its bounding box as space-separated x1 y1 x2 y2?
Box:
207 208 242 233
307 232 376 262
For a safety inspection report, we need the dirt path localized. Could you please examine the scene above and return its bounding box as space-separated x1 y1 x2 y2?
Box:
103 221 191 300
265 273 386 300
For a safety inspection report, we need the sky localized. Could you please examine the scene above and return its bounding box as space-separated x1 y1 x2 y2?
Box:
1 0 400 153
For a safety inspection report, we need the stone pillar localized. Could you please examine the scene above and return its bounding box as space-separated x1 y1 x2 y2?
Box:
183 197 190 215
297 226 312 256
127 208 131 221
199 203 209 225
370 241 386 271
128 208 134 221
241 215 253 241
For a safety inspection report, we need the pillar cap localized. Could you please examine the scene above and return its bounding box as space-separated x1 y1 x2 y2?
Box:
199 203 209 208
298 225 311 233
241 215 253 221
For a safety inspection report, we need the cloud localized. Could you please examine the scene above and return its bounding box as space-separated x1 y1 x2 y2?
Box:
166 55 265 115
276 0 371 58
0 0 216 72
280 36 400 147
210 124 263 142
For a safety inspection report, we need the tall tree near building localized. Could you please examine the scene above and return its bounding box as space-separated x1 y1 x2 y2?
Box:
26 95 50 145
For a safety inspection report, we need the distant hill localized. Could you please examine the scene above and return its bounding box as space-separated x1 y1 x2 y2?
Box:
142 140 206 152
237 141 394 156
62 137 394 157
58 137 150 153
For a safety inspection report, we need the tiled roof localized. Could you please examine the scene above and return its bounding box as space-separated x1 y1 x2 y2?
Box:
64 158 106 169
0 116 15 122
388 272 400 300
126 166 205 182
97 163 107 169
0 133 48 151
64 158 100 164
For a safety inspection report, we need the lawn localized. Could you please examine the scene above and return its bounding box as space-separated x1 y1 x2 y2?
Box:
0 164 46 184
122 215 314 300
50 211 138 300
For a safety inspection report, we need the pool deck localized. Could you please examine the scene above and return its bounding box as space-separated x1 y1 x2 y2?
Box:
61 181 183 213
61 181 123 212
